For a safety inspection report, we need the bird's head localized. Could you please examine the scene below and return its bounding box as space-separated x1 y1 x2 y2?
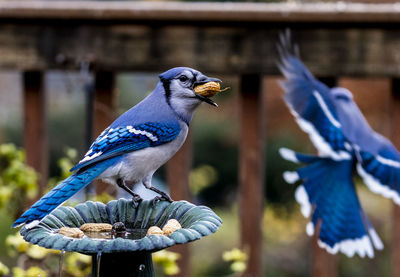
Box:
159 67 223 122
159 67 222 107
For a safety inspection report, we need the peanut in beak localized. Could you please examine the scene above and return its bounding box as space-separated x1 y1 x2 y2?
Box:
194 81 229 97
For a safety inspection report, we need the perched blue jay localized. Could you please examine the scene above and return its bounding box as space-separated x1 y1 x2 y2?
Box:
13 67 221 229
277 32 399 258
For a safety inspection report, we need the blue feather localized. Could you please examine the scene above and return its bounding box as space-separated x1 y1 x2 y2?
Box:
71 122 181 172
279 42 349 158
278 33 386 258
159 67 188 82
12 156 121 228
357 149 400 205
293 152 381 257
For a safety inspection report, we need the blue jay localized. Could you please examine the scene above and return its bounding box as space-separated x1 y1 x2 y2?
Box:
13 67 221 229
277 32 398 258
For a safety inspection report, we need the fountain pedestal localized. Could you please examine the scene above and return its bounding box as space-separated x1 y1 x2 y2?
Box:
20 199 222 276
92 252 154 277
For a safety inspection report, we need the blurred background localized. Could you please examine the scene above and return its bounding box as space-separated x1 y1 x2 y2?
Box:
0 0 399 276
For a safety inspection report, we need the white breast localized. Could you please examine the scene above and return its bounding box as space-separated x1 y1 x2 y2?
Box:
98 122 188 186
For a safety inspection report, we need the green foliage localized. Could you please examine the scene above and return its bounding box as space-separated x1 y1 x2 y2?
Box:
153 250 180 276
11 266 49 277
48 147 77 190
0 144 93 276
5 232 91 277
0 144 38 216
11 267 24 277
0 262 9 276
64 253 91 277
222 248 248 273
189 164 218 195
26 245 51 260
262 204 305 247
5 232 30 257
25 266 48 277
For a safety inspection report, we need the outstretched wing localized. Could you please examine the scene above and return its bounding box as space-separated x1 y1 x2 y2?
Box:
356 136 400 205
277 31 350 160
332 92 400 205
71 122 181 172
280 148 383 258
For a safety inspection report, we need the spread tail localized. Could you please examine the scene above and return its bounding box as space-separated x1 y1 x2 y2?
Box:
280 147 383 258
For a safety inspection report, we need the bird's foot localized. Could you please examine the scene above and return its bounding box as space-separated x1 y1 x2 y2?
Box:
160 193 173 203
148 186 173 203
151 194 173 207
151 196 162 207
131 195 143 208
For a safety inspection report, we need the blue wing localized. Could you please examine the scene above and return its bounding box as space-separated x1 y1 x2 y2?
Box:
71 122 181 172
277 32 350 160
280 147 383 258
356 138 400 205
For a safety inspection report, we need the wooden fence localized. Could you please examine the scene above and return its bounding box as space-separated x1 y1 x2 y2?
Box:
2 1 400 276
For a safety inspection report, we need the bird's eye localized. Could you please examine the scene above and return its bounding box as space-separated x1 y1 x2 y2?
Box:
179 76 189 82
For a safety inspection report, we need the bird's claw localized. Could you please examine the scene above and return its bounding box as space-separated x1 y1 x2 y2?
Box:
159 193 173 203
131 195 143 208
151 195 173 207
151 196 161 207
148 186 174 203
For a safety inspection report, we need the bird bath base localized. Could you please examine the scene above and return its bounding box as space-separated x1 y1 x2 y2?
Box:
92 252 154 277
20 199 222 277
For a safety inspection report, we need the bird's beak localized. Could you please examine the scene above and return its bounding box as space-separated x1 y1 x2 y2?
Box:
193 77 223 107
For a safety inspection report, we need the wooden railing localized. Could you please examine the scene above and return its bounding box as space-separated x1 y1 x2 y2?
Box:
2 1 400 276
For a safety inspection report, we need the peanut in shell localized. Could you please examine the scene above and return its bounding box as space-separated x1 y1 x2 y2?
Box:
194 82 222 97
162 219 182 236
146 226 164 236
79 223 113 232
59 227 84 238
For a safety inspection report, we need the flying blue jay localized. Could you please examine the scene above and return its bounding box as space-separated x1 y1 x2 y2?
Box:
13 67 221 229
277 32 398 258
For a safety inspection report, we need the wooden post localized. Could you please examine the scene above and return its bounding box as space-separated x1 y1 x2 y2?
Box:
166 135 192 277
239 74 264 277
93 71 117 195
167 134 192 201
392 206 400 277
391 78 400 277
23 70 48 195
311 224 338 277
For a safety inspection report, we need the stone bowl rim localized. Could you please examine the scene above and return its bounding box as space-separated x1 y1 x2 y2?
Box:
20 198 222 255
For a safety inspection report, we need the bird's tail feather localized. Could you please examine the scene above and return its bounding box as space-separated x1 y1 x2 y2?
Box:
12 159 116 228
280 147 383 258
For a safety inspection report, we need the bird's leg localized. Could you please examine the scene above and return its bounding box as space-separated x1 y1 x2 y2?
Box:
116 178 142 205
149 187 174 203
142 174 174 203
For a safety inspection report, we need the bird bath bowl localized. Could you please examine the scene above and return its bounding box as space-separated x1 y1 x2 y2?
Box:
20 199 222 276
